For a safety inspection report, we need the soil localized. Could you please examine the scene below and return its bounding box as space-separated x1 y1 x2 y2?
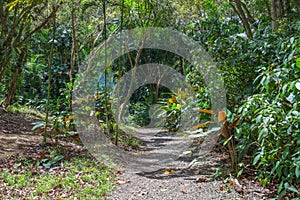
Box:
0 108 88 161
0 108 44 159
107 128 272 200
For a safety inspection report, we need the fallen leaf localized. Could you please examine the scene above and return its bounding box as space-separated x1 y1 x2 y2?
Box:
190 121 210 131
183 150 193 155
181 189 187 194
221 125 229 138
116 179 130 185
218 110 227 123
219 186 225 191
171 95 177 103
33 128 45 134
195 177 209 182
71 134 81 142
163 169 176 175
199 109 214 114
63 115 74 124
38 152 48 161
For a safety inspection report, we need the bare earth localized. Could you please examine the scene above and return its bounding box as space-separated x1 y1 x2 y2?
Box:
0 108 44 159
107 128 270 200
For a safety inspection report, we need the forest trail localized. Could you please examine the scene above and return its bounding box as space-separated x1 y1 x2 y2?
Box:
0 109 269 199
107 128 267 200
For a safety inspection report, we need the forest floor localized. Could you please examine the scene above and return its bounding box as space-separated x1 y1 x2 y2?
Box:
0 108 275 199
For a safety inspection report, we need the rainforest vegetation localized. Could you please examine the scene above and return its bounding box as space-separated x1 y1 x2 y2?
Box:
0 0 299 199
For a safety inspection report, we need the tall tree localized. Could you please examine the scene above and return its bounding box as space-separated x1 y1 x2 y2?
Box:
0 0 60 108
270 0 291 29
229 0 254 38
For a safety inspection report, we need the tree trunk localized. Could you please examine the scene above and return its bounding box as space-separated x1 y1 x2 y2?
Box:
283 0 291 12
240 1 255 24
270 0 287 30
271 0 278 29
0 60 9 84
69 1 78 112
0 52 25 108
230 0 253 38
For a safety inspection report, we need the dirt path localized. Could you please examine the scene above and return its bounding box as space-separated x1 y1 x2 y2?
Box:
0 109 270 199
0 108 44 159
107 128 268 200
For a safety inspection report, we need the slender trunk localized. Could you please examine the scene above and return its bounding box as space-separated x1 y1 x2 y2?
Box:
230 0 253 38
117 34 146 124
271 0 279 29
240 1 255 24
69 0 78 113
0 52 25 108
44 13 57 144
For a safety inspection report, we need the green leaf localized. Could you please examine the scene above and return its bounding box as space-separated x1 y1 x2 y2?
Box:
295 82 300 91
296 58 300 69
31 121 45 131
258 127 268 142
50 155 64 165
13 163 22 169
85 106 91 111
237 168 243 177
295 166 300 178
284 182 290 189
278 181 284 193
287 186 299 193
42 162 52 169
270 161 280 175
282 148 289 160
6 0 18 11
256 114 262 123
253 154 261 165
223 135 233 146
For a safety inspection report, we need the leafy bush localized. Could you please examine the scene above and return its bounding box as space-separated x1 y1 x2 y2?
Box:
236 32 300 197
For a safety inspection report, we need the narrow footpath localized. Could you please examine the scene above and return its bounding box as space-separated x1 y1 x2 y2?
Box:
108 128 268 200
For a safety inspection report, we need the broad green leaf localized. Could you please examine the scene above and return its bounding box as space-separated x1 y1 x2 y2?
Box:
13 163 22 168
31 121 45 130
237 169 243 177
253 154 261 165
278 181 284 193
295 82 300 91
270 161 280 175
295 166 300 178
287 186 299 193
258 127 268 142
50 155 64 164
256 114 262 123
42 162 52 169
296 58 300 69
